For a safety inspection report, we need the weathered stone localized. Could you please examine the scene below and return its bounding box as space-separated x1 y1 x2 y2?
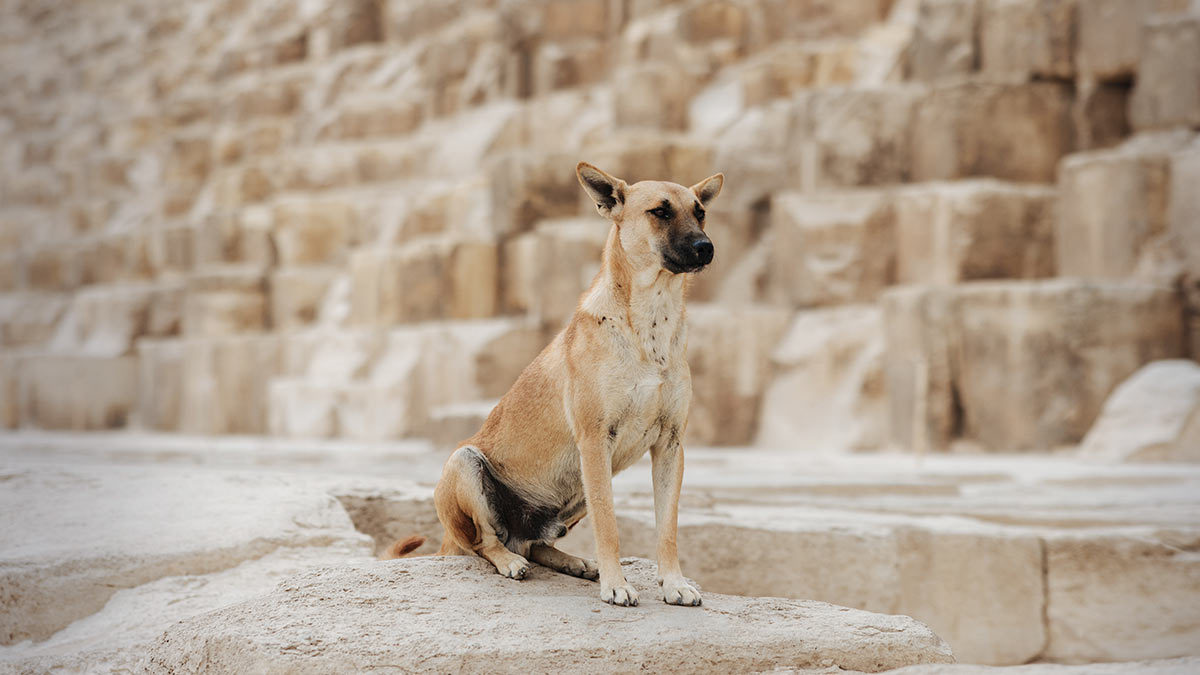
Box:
16 354 138 430
487 151 582 237
1056 133 1187 279
714 101 797 209
980 0 1076 80
894 180 1055 285
685 304 791 446
425 400 496 450
1076 0 1191 82
882 286 959 452
182 291 267 336
502 218 607 325
0 293 69 348
906 0 980 82
952 280 1185 451
1073 80 1132 151
1045 533 1200 662
271 197 355 265
140 556 954 673
180 335 282 434
613 63 697 130
269 267 339 330
912 81 1074 183
531 40 611 94
1079 360 1200 462
757 306 887 452
135 338 184 431
584 131 715 188
797 85 925 188
1130 15 1200 131
349 237 498 325
765 190 896 307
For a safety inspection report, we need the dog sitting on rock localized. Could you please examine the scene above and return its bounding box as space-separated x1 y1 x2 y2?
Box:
389 162 722 607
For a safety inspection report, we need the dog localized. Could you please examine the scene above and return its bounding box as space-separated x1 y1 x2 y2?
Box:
390 162 722 607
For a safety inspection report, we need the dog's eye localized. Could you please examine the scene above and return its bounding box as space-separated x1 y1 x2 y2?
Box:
695 209 705 221
649 208 671 219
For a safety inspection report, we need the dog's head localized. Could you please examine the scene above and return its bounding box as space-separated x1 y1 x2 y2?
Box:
576 162 723 275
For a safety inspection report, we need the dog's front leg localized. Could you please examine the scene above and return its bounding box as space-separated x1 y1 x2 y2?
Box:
651 434 701 606
578 432 639 606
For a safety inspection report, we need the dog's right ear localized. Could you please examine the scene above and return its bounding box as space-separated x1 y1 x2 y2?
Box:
576 162 626 220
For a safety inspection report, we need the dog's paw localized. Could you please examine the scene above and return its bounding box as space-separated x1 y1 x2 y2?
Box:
565 557 600 581
661 578 702 606
600 579 639 607
498 557 530 580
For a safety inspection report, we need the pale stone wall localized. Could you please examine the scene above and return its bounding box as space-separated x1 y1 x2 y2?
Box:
1 0 1198 451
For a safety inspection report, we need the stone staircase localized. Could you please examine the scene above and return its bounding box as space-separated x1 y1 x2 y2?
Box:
1 0 1198 455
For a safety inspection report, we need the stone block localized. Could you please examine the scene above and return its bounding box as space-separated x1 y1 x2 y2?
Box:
16 354 138 429
906 0 980 81
882 286 960 452
756 306 887 452
953 280 1185 451
1073 80 1132 151
1170 140 1200 277
765 190 896 307
426 400 497 450
894 180 1056 285
613 63 696 130
1076 0 1190 82
267 379 340 438
531 40 611 94
797 85 926 189
0 353 17 429
349 237 499 326
271 197 355 265
135 338 184 431
488 151 582 237
502 218 607 325
52 283 183 357
0 293 69 348
269 267 339 330
179 335 282 435
182 292 266 336
316 99 424 141
1130 15 1200 131
912 81 1074 183
1045 533 1200 662
584 132 715 189
685 304 791 446
713 101 797 209
1079 359 1200 462
1056 133 1183 279
980 0 1076 80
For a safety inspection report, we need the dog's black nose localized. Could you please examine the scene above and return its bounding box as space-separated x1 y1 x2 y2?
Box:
692 238 714 265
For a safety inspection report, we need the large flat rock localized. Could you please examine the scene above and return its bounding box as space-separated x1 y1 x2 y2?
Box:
142 556 955 674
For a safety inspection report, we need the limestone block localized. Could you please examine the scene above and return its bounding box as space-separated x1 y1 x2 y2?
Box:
182 292 266 336
756 306 887 452
906 0 980 81
16 354 137 429
1045 533 1200 662
1170 141 1200 277
79 230 153 285
271 197 355 265
765 190 897 307
269 267 339 330
337 381 423 440
713 101 796 209
1130 15 1200 131
349 237 499 325
531 40 611 94
488 151 582 237
685 304 791 446
882 286 959 452
894 180 1056 285
953 280 1185 451
140 557 954 673
980 0 1076 80
502 218 607 325
1079 360 1200 462
797 85 926 189
316 98 424 141
308 0 383 55
583 131 715 189
677 0 758 51
267 379 340 439
27 244 83 291
0 252 22 291
0 353 17 429
135 338 184 431
179 335 282 435
52 283 182 357
1077 0 1191 82
760 0 894 41
0 293 69 348
1056 134 1183 279
1073 80 1132 151
912 81 1074 183
425 400 496 450
613 63 696 130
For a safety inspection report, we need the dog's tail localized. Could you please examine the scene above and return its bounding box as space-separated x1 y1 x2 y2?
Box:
380 535 426 560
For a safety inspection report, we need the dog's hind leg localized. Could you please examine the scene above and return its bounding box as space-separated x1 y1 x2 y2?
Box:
436 446 531 579
529 543 599 581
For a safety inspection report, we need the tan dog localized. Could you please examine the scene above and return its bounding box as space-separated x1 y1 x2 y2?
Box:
394 162 722 607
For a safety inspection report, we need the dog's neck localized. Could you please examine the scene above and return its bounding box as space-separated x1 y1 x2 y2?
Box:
580 224 688 366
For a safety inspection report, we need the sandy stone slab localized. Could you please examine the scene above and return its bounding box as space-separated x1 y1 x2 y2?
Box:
142 557 955 674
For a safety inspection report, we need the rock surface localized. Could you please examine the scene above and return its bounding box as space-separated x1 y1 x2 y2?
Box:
1079 360 1200 462
141 556 955 674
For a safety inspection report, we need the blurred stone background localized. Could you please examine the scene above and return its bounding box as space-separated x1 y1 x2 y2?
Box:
3 1 1200 671
1 0 1199 456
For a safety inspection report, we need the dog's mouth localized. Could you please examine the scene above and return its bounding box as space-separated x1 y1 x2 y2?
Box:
662 254 706 275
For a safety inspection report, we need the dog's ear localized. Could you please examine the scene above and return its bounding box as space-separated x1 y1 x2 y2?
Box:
576 162 626 219
690 173 723 206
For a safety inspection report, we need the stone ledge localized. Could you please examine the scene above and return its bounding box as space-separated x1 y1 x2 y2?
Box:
141 556 955 674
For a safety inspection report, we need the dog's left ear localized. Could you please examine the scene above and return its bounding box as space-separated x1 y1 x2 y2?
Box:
577 162 627 220
690 173 723 206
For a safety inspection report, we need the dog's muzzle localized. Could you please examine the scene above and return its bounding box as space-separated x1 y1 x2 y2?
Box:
664 236 714 274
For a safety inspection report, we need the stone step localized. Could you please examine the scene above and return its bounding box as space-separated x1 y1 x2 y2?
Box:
883 279 1186 453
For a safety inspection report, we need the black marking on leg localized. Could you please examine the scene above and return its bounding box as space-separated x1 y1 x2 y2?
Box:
464 448 562 546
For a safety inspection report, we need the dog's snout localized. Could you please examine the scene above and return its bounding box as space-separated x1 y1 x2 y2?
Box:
692 238 714 265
